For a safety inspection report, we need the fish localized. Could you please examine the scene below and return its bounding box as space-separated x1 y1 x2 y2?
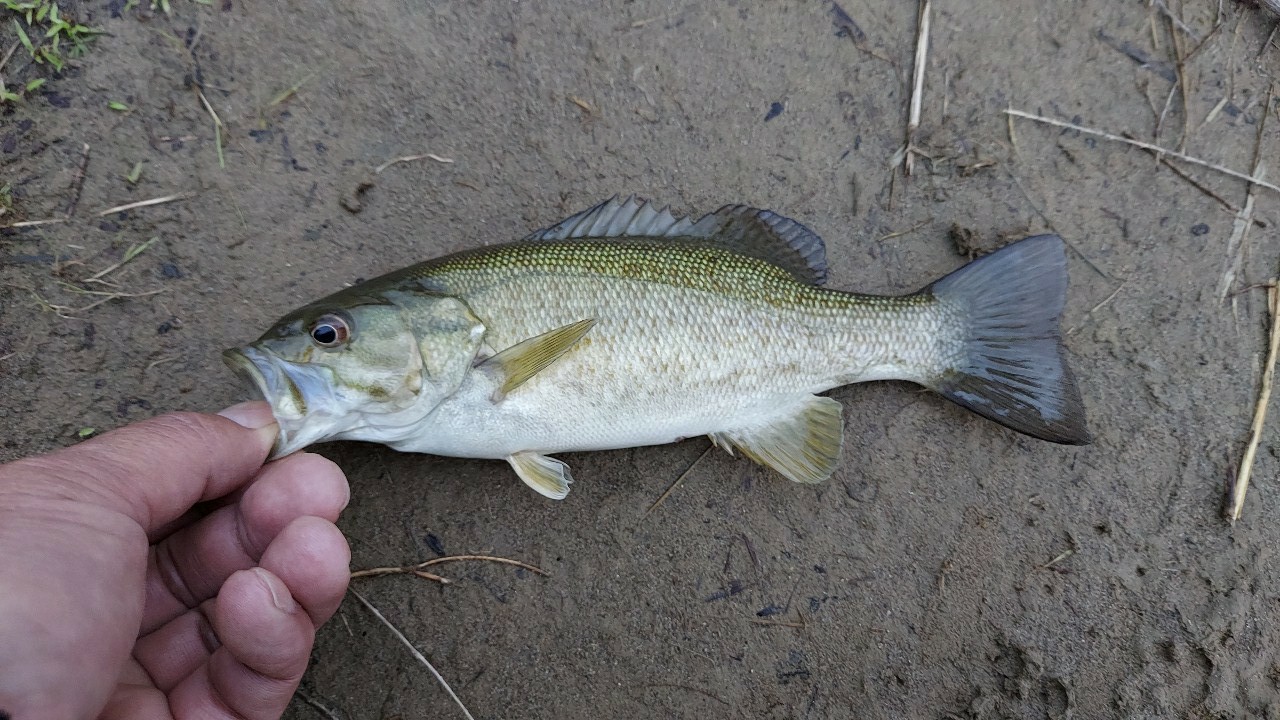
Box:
223 196 1089 499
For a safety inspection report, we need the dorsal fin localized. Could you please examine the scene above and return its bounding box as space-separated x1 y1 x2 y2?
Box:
522 196 829 285
521 196 696 242
696 204 829 285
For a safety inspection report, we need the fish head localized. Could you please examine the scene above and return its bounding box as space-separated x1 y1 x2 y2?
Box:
223 289 486 458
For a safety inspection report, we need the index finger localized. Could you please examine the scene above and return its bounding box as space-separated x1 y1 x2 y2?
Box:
0 402 279 532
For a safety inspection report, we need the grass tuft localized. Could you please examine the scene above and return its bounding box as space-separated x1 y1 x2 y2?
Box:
1 1 101 103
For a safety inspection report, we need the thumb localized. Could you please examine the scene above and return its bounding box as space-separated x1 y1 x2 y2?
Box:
5 402 279 532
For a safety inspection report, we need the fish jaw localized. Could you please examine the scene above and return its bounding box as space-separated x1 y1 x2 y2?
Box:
222 346 350 458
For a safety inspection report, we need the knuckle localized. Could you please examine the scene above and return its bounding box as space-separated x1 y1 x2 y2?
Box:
142 411 221 445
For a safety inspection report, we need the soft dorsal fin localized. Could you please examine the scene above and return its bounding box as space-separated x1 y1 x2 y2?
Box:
522 196 829 285
710 395 844 484
696 204 829 285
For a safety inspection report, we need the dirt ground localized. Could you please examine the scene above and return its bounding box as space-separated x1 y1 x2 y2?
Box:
4 1 1280 717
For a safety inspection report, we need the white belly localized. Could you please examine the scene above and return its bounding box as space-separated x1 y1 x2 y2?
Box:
388 365 818 459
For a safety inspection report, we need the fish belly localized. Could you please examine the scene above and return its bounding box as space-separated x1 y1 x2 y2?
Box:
392 274 948 460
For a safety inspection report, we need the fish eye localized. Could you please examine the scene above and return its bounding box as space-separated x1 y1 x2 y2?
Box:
309 313 352 348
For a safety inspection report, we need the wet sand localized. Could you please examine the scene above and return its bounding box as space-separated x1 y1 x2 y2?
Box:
3 1 1280 717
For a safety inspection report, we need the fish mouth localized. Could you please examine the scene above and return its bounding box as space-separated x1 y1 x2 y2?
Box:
222 346 341 459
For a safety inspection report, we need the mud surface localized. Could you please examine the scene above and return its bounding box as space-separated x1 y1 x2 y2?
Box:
4 1 1280 718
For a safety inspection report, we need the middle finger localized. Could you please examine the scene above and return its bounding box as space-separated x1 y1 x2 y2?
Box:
138 452 348 634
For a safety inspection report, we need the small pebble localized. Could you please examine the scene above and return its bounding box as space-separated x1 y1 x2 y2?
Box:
425 533 446 556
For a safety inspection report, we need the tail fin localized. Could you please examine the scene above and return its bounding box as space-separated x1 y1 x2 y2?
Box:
927 235 1090 445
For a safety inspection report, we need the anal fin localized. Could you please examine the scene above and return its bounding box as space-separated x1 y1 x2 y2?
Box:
508 451 573 499
711 396 844 484
481 319 597 399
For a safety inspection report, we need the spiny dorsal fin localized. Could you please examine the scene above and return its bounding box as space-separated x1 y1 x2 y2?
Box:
522 196 697 242
480 318 597 399
710 395 844 484
523 196 829 285
508 451 573 499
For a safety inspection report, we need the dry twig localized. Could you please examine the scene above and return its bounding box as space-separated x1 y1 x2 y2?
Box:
349 590 476 720
567 95 595 115
350 554 547 583
0 42 18 75
68 288 165 316
374 153 455 174
1 217 68 229
1067 280 1130 335
878 219 931 243
1165 4 1193 150
1006 103 1019 155
293 689 344 720
1005 109 1280 196
64 143 91 218
0 331 35 362
1219 84 1271 302
1139 147 1263 226
84 237 159 283
645 444 715 516
96 193 194 217
750 616 806 629
1038 548 1075 570
1152 0 1202 43
1219 167 1263 302
197 88 225 168
1230 282 1280 522
903 0 931 175
1002 167 1108 279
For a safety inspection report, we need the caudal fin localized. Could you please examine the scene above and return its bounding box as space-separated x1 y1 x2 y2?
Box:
927 235 1090 445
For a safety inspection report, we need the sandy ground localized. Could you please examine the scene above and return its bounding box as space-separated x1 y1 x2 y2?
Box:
4 1 1280 718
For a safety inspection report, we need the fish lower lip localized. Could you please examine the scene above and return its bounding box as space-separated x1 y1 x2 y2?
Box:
222 347 301 456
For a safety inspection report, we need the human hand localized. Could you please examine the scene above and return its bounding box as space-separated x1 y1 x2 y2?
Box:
0 402 351 720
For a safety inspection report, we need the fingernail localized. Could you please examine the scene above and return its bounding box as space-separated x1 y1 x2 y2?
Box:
252 567 298 614
218 401 277 430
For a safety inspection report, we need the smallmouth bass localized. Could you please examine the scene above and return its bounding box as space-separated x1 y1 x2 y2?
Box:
224 197 1088 499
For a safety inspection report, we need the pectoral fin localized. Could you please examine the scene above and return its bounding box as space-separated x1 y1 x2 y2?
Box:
508 451 573 499
711 396 844 484
481 318 597 399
